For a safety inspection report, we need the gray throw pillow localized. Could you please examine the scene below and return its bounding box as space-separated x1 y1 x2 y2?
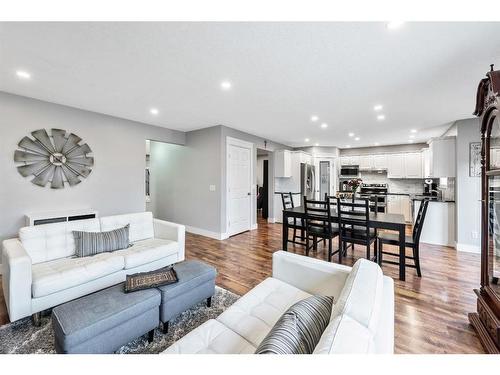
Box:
73 224 130 257
255 295 334 354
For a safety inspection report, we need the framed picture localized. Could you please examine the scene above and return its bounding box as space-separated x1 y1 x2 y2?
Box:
470 142 481 177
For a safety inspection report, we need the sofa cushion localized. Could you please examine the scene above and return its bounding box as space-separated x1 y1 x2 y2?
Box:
312 258 384 354
162 319 256 354
19 219 101 264
100 212 154 242
32 252 125 298
114 238 178 270
255 295 334 354
73 224 130 257
217 277 311 347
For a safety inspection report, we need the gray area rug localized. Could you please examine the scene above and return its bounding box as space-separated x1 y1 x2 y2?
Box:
0 286 239 354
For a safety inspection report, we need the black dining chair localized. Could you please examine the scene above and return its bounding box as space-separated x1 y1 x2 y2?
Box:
377 199 429 277
303 196 340 262
336 197 378 262
281 192 306 246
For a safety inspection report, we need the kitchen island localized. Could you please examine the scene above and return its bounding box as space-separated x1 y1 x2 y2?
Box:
413 199 455 247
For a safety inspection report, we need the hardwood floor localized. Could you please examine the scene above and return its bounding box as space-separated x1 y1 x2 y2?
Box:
0 216 484 353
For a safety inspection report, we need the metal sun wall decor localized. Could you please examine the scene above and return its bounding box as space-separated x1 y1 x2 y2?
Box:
14 129 94 189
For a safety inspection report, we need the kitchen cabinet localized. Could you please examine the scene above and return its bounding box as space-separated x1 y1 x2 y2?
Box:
387 195 412 222
359 155 373 170
413 200 455 246
387 154 405 178
275 150 291 177
428 137 456 177
404 152 423 178
340 155 360 166
373 154 388 169
422 148 431 178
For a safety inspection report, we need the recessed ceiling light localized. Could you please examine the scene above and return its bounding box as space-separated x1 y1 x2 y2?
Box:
355 137 360 141
320 123 328 129
387 21 405 30
311 115 319 122
408 139 414 143
345 145 351 148
16 70 31 79
220 81 232 90
150 108 159 115
373 105 383 111
348 132 355 137
410 129 417 133
409 134 415 139
374 142 380 146
305 138 310 142
377 114 386 121
315 143 319 146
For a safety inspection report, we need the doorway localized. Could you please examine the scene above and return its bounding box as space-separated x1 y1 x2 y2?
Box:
227 137 253 237
257 148 270 220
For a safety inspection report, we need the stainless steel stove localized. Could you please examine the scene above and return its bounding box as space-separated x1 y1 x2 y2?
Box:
359 183 388 213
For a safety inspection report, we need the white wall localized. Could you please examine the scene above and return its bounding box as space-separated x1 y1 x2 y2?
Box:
456 118 481 253
0 92 185 244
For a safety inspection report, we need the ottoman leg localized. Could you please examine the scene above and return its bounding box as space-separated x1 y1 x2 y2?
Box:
207 296 212 307
148 329 155 343
32 312 42 327
162 321 169 334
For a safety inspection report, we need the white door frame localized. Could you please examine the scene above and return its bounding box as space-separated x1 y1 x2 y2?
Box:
226 136 255 237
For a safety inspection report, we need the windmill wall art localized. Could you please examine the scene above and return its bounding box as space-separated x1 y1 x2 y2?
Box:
14 129 94 189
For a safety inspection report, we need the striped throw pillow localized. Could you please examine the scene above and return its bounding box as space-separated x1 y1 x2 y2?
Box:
73 224 130 257
255 295 334 354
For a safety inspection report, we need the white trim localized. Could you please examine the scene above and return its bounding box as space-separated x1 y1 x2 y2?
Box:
456 242 480 253
185 225 226 240
251 223 258 230
226 136 254 237
267 217 276 223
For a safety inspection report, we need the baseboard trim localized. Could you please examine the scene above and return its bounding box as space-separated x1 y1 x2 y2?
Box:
267 218 276 223
185 226 226 241
456 242 481 253
251 224 258 230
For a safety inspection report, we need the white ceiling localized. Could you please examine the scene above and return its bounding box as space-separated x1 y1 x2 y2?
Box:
1 22 500 148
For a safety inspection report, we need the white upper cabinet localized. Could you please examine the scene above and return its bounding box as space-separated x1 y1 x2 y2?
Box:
404 152 423 178
274 150 292 178
372 154 388 169
387 154 405 178
359 155 373 170
422 148 431 178
428 138 456 178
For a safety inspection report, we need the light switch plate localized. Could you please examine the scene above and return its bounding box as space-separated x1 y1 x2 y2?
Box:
209 185 216 192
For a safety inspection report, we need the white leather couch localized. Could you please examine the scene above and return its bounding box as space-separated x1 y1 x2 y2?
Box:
2 212 185 322
163 251 394 354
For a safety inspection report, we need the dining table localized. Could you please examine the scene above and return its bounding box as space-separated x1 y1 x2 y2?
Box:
282 206 408 281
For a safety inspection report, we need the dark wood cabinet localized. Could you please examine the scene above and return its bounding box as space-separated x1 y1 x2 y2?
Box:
469 65 500 353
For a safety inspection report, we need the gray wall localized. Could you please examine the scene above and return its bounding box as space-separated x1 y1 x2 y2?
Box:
149 126 223 235
456 118 481 252
0 92 185 244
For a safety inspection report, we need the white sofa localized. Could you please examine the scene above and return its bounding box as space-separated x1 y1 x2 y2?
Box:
2 212 185 322
163 251 394 354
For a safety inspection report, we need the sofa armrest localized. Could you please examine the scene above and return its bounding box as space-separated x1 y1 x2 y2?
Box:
153 219 185 262
2 239 32 321
272 251 352 300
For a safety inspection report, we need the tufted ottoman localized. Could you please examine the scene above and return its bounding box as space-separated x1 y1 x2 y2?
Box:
157 260 217 333
52 284 160 353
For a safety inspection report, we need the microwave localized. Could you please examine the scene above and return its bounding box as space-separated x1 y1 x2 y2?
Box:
340 165 360 178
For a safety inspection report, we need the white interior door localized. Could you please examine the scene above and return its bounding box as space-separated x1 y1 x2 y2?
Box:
228 142 252 236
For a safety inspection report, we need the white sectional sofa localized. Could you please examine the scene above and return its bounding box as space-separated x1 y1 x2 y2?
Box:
163 251 394 354
2 212 185 322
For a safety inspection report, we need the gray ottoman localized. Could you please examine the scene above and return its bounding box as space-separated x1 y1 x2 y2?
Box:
52 284 161 354
158 260 217 333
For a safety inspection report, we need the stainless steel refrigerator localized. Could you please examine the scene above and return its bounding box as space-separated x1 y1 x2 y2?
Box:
300 163 316 200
